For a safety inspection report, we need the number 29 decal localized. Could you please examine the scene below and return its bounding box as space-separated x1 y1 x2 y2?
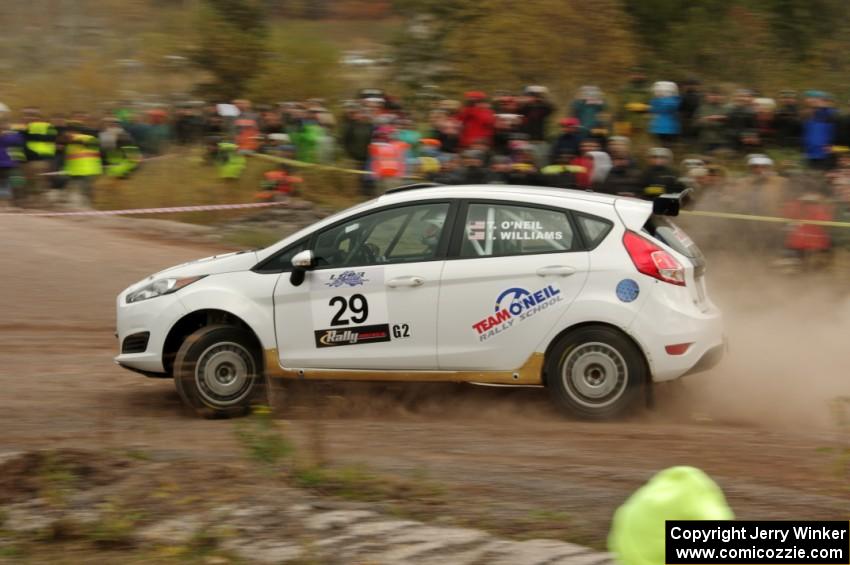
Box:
329 294 369 326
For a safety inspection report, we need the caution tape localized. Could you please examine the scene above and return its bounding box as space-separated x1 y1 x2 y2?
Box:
681 209 850 228
0 200 289 217
248 151 372 175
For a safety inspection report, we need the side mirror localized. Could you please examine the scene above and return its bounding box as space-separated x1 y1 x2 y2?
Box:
289 250 315 287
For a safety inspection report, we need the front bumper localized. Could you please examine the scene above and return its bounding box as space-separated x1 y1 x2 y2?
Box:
114 291 187 374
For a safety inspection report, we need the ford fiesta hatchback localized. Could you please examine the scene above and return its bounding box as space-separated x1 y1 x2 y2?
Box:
115 184 724 419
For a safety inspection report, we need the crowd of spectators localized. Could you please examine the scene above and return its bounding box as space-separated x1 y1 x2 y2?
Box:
1 74 849 268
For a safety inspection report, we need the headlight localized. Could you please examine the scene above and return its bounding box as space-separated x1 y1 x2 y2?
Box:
126 275 206 304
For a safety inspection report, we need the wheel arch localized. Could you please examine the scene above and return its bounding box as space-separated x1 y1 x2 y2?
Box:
162 309 264 377
540 321 650 387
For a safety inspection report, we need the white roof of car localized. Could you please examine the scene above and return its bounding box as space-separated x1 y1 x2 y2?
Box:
377 184 624 205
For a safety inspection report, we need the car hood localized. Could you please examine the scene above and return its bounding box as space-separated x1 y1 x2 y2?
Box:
151 250 259 279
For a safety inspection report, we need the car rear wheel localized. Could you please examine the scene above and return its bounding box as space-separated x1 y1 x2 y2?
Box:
546 325 646 419
174 325 265 418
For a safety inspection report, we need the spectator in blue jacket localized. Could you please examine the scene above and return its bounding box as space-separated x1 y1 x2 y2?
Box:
802 91 837 170
649 81 681 146
0 123 24 202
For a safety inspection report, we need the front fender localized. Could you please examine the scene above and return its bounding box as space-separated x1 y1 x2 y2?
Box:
176 271 279 349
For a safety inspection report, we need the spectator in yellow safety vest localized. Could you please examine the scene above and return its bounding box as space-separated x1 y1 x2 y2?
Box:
62 121 103 208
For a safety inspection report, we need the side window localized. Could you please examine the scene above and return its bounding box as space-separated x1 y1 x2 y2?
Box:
575 214 613 250
460 203 576 258
313 202 450 268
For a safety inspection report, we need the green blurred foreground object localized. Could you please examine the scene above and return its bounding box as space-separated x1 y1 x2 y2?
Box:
608 466 734 565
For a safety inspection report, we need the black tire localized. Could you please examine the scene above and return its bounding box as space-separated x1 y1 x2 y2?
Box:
545 325 646 420
173 325 266 418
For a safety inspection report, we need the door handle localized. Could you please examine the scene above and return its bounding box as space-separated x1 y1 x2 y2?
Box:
536 265 577 277
386 276 425 288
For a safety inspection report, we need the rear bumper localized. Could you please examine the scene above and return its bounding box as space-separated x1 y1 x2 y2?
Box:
681 340 726 377
628 281 725 383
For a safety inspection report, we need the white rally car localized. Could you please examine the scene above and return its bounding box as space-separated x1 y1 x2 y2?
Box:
115 184 724 419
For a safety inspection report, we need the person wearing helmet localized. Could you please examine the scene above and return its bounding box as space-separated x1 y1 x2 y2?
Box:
420 212 447 254
649 81 681 146
609 466 734 565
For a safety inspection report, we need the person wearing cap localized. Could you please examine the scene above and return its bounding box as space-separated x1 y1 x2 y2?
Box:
678 78 702 141
457 149 489 184
774 90 800 149
640 147 683 200
432 113 461 155
609 466 734 565
802 90 838 169
570 138 601 190
723 155 788 243
649 81 681 146
549 118 584 163
571 86 606 133
492 113 520 157
519 85 555 143
0 121 25 204
417 138 443 181
368 126 409 192
541 150 583 189
696 89 727 153
724 89 757 151
457 91 495 149
486 155 515 185
342 108 374 195
599 156 643 198
614 69 650 137
828 152 850 279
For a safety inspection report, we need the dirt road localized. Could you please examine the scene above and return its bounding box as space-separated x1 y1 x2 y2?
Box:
2 213 849 548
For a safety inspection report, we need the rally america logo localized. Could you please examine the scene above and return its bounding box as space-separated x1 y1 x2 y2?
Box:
314 324 391 348
471 285 562 342
326 270 369 288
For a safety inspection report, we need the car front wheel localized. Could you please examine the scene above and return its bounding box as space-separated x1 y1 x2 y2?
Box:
546 325 646 419
174 325 265 418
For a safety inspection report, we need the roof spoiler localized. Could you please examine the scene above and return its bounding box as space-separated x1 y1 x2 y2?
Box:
384 182 443 194
652 188 693 217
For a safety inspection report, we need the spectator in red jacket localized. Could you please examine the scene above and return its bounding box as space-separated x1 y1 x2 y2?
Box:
457 91 495 148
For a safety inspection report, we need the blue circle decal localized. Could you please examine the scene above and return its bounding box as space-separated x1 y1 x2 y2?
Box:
616 279 640 303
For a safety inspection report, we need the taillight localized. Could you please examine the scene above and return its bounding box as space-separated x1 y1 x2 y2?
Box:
622 231 686 286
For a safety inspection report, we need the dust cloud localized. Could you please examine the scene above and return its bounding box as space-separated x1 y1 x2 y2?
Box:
654 253 850 431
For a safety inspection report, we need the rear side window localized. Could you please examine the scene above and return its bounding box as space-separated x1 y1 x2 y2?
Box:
645 216 702 259
460 203 576 258
575 214 613 250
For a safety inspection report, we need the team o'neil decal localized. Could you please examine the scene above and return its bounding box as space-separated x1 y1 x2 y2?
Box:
315 324 391 348
472 285 562 342
616 279 640 303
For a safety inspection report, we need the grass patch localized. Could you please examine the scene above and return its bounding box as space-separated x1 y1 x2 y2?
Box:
92 148 362 227
233 406 295 469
